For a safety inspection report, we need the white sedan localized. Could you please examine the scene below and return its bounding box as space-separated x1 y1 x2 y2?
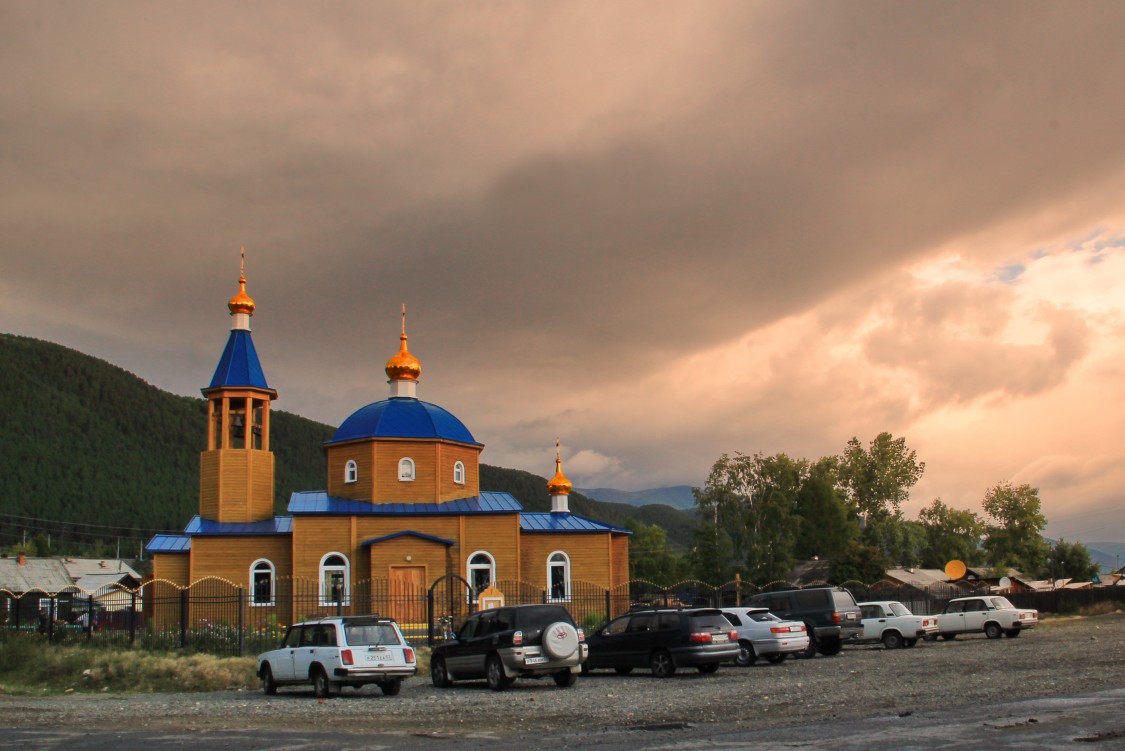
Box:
722 607 809 666
857 601 938 649
930 595 1038 640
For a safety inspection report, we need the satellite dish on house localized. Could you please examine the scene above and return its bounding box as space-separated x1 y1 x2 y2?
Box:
999 576 1012 590
944 559 967 580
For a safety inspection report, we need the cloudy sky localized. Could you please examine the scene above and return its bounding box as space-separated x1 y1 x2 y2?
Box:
3 1 1124 542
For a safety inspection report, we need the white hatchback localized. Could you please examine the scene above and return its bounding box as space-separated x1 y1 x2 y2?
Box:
721 607 809 666
257 615 417 697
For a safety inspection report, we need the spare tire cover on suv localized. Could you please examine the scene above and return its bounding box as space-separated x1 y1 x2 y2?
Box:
542 622 580 659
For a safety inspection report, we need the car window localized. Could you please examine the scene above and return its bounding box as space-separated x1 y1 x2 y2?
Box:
282 626 302 648
749 612 779 622
965 599 986 612
603 616 630 635
889 602 911 617
458 616 480 640
314 625 337 646
861 605 881 619
627 613 656 633
945 600 965 614
299 625 318 646
795 590 823 609
476 612 498 636
770 594 792 611
832 590 858 609
656 612 680 630
689 613 730 632
345 623 401 646
723 612 743 627
991 597 1015 609
515 606 572 631
492 609 514 633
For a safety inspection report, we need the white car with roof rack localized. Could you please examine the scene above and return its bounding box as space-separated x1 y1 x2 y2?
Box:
257 615 417 697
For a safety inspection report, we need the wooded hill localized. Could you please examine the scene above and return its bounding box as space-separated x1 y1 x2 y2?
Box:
0 334 697 555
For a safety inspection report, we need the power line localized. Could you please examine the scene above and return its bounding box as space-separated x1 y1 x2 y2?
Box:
0 512 177 537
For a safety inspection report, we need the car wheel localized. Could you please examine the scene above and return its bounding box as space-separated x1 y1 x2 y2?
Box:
486 655 514 692
649 649 676 678
431 655 452 688
697 662 719 674
1005 629 1021 638
260 664 278 696
796 633 818 659
903 638 918 648
941 634 957 641
817 638 842 657
553 670 578 688
984 622 1003 639
882 631 904 650
312 667 334 698
380 679 402 696
614 666 633 675
765 653 787 664
735 640 757 667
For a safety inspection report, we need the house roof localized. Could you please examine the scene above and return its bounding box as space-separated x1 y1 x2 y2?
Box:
788 558 833 585
287 491 522 515
184 516 293 535
884 568 956 589
0 557 74 593
520 512 632 534
146 535 191 553
206 329 273 392
326 397 481 446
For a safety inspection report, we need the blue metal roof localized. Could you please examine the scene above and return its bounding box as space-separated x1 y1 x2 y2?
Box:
288 490 522 515
206 329 273 392
520 512 632 534
183 515 293 535
361 530 455 547
146 534 191 553
326 397 480 446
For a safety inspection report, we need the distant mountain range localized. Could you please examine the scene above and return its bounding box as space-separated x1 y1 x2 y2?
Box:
1084 542 1125 573
577 485 696 510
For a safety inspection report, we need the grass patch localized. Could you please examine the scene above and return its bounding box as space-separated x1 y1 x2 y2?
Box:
0 633 257 695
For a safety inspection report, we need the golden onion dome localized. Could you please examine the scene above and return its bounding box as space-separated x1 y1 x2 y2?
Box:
385 306 421 382
228 273 255 316
547 443 572 495
228 248 255 316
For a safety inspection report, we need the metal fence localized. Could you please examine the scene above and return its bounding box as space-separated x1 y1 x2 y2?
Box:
4 576 1121 657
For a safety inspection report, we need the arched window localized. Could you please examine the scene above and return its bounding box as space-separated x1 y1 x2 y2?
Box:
548 551 571 602
453 461 465 485
250 559 275 606
344 460 358 484
319 553 350 606
398 457 415 481
467 551 495 601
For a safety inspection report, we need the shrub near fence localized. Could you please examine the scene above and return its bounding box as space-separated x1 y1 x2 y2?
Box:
5 577 1124 657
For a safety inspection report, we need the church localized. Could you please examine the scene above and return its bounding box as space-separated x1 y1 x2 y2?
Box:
146 262 630 626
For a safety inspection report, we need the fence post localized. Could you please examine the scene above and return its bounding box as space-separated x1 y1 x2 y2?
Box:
604 590 611 623
179 588 188 650
427 588 435 648
48 595 56 643
129 589 137 646
237 588 245 658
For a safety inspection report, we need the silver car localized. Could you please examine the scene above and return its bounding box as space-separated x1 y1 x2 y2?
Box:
722 607 809 666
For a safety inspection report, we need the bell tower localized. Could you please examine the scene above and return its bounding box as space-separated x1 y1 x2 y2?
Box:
198 251 278 523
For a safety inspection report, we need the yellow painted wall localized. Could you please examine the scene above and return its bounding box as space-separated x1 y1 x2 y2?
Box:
461 514 521 581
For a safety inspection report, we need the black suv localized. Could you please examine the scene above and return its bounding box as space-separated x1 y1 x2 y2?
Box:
583 608 740 677
747 587 862 658
430 604 586 691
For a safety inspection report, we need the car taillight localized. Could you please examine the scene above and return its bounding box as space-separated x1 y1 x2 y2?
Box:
729 629 738 641
770 626 789 634
513 630 524 646
341 649 354 666
577 627 586 643
689 632 714 643
404 647 415 663
832 611 841 624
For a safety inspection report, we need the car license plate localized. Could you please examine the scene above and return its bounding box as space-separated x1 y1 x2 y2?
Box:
846 612 857 620
788 625 802 632
364 652 393 663
712 634 729 643
524 655 548 665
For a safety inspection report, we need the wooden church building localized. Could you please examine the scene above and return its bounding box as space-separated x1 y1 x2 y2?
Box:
146 264 630 624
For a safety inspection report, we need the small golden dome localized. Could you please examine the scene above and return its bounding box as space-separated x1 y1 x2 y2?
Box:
228 248 255 316
385 305 421 382
547 441 572 495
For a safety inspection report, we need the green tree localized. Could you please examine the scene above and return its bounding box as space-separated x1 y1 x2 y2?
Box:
981 481 1050 577
1047 538 1099 582
917 498 985 569
626 520 687 585
838 433 926 520
831 540 890 584
794 461 855 561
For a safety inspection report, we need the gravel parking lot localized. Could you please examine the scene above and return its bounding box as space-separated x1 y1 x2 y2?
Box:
2 613 1122 739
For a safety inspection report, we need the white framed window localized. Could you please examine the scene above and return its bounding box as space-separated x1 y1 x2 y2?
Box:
398 457 415 481
453 460 465 485
250 559 275 606
467 551 496 601
319 552 350 606
344 460 358 484
548 551 571 602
